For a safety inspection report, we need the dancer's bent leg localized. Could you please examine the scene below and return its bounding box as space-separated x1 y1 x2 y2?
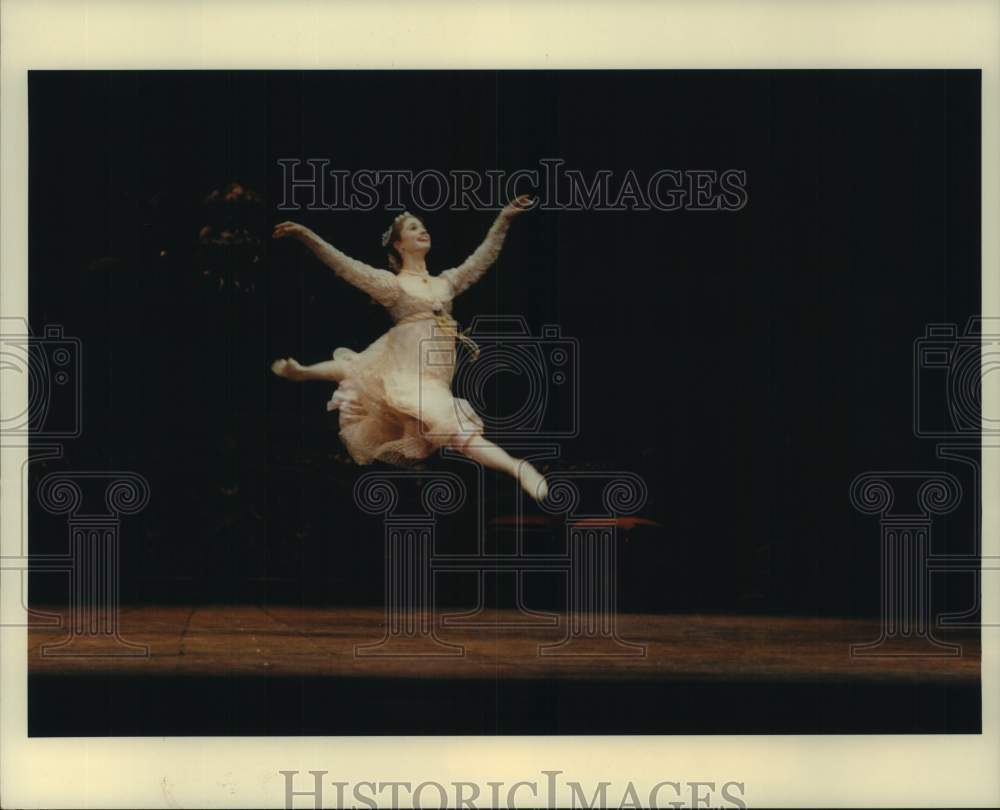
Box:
271 357 347 382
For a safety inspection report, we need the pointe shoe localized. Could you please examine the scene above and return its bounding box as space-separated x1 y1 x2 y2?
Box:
518 462 549 503
271 357 305 380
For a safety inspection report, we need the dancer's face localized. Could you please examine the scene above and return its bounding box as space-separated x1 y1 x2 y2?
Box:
394 216 431 256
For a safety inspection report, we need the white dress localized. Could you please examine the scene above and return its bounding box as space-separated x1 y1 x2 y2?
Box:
313 211 513 466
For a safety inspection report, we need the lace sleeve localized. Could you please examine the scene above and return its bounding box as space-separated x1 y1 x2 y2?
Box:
440 211 512 297
301 232 400 307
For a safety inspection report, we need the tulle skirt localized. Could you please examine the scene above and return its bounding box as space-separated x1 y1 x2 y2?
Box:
325 320 485 466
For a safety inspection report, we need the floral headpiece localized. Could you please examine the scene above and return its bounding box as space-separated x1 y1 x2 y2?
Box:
381 211 413 247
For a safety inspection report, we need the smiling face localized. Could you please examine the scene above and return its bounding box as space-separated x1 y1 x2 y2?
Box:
393 216 431 257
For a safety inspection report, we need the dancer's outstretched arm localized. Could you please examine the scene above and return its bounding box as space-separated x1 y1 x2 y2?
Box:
273 221 400 307
440 194 534 297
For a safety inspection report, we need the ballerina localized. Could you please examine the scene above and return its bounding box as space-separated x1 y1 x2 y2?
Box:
270 194 549 502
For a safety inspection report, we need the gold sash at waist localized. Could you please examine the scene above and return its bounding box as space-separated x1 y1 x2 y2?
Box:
395 310 481 361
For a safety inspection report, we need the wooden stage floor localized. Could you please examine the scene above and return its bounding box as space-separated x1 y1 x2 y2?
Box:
28 604 979 682
27 605 981 735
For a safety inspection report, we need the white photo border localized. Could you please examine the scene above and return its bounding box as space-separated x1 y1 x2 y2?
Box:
2 1 998 807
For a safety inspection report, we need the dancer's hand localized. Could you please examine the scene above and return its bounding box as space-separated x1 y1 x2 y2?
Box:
272 221 312 241
502 194 535 217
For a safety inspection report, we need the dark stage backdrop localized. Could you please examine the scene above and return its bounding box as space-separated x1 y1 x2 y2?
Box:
28 70 980 620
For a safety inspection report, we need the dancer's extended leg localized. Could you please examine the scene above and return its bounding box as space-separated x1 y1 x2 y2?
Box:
271 357 347 382
457 436 549 502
